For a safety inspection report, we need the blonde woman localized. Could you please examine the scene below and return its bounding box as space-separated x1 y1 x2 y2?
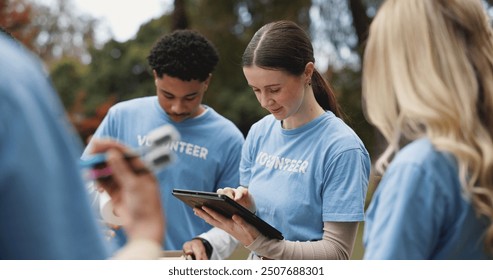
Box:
362 0 493 259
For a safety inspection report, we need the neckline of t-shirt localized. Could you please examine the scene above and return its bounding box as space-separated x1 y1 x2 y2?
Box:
278 111 332 136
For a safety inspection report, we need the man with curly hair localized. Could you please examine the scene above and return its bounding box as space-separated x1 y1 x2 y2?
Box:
84 30 244 256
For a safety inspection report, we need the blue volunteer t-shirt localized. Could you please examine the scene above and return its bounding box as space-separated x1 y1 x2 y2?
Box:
86 97 244 250
364 138 491 259
241 111 370 242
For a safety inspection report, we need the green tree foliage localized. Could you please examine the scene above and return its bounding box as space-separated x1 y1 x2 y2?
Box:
313 0 383 156
76 0 314 136
35 1 97 64
187 0 312 134
329 66 375 154
43 0 387 153
50 58 87 109
0 0 39 49
81 16 173 116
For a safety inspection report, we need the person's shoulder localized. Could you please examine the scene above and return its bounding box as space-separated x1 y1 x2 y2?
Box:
204 107 244 138
0 35 63 116
206 107 231 121
318 112 368 154
322 112 359 137
389 138 457 183
395 138 450 166
376 138 461 218
0 35 40 74
250 114 275 130
0 35 49 96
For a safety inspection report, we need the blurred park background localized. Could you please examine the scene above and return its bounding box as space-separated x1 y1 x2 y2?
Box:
3 0 493 259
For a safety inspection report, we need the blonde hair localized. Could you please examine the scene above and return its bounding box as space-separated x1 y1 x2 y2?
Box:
363 0 493 251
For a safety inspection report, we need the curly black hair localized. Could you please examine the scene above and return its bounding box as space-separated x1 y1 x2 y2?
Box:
147 30 219 82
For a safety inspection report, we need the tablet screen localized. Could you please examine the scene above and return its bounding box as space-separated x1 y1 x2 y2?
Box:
172 189 283 240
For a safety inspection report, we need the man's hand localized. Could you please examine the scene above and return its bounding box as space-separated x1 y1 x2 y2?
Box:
182 238 211 260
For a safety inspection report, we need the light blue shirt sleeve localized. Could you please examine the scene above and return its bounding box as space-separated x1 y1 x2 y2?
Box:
364 139 491 260
323 148 370 221
363 163 444 259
